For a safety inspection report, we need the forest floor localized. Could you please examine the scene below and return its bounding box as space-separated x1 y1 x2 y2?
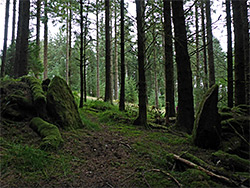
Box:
0 100 249 187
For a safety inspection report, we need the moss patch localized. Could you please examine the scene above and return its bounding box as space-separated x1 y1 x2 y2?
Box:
30 117 64 150
21 76 47 117
212 150 250 172
47 76 83 130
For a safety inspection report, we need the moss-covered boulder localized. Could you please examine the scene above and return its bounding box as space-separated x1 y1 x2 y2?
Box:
193 84 221 149
30 117 63 150
47 76 83 130
21 76 47 117
0 80 35 121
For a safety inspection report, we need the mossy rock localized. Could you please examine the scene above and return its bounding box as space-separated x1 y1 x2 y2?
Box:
212 150 250 172
30 117 63 150
47 76 83 130
21 76 47 117
0 80 35 121
193 84 221 149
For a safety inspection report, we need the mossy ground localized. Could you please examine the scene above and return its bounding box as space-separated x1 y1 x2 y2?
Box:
1 99 249 187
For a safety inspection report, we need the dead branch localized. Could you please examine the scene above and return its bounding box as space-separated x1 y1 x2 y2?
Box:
173 154 238 186
149 169 182 188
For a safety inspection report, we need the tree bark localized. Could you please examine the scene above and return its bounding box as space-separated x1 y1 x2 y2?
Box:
69 5 72 86
226 0 233 108
96 0 100 99
134 0 147 127
172 0 194 134
1 0 10 77
201 1 208 89
36 0 40 51
232 0 246 105
195 1 200 109
11 0 17 45
83 2 89 103
43 0 48 79
104 0 112 103
152 13 158 109
14 0 30 78
66 6 69 84
119 0 125 111
163 0 175 120
240 0 249 106
79 0 84 108
114 2 119 100
206 0 215 87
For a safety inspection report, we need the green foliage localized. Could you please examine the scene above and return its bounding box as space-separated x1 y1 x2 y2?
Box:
28 41 44 77
125 77 138 103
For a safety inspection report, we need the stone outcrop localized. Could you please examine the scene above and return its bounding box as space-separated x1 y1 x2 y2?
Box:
192 84 221 149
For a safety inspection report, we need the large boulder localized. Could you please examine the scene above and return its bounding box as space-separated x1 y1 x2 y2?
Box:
47 76 83 130
193 84 221 149
0 80 35 121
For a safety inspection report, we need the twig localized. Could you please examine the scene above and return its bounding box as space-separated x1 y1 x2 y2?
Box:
142 171 152 188
105 181 114 188
226 120 250 146
149 169 182 188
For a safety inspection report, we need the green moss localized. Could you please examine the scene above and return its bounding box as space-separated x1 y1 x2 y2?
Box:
212 150 250 172
30 117 64 150
21 76 46 104
21 76 46 116
47 76 83 130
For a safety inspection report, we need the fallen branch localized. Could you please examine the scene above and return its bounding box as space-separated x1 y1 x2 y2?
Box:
173 154 238 186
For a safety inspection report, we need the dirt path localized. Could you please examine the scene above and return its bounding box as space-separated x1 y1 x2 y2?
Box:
57 114 136 187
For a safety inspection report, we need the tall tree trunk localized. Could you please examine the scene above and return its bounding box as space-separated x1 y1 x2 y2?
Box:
83 3 89 103
163 0 175 121
201 1 208 89
226 0 233 108
152 13 158 109
14 0 30 78
11 0 17 45
195 1 200 109
79 0 84 108
69 5 72 86
1 0 10 77
232 0 246 106
96 0 100 99
104 0 112 103
134 0 147 127
206 0 215 87
172 0 194 134
36 0 40 50
110 17 113 101
66 6 69 84
114 2 119 100
43 0 48 79
240 0 249 106
119 0 125 111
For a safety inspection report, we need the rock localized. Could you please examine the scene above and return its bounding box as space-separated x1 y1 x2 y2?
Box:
193 84 221 149
30 117 64 150
47 76 83 130
0 80 35 121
